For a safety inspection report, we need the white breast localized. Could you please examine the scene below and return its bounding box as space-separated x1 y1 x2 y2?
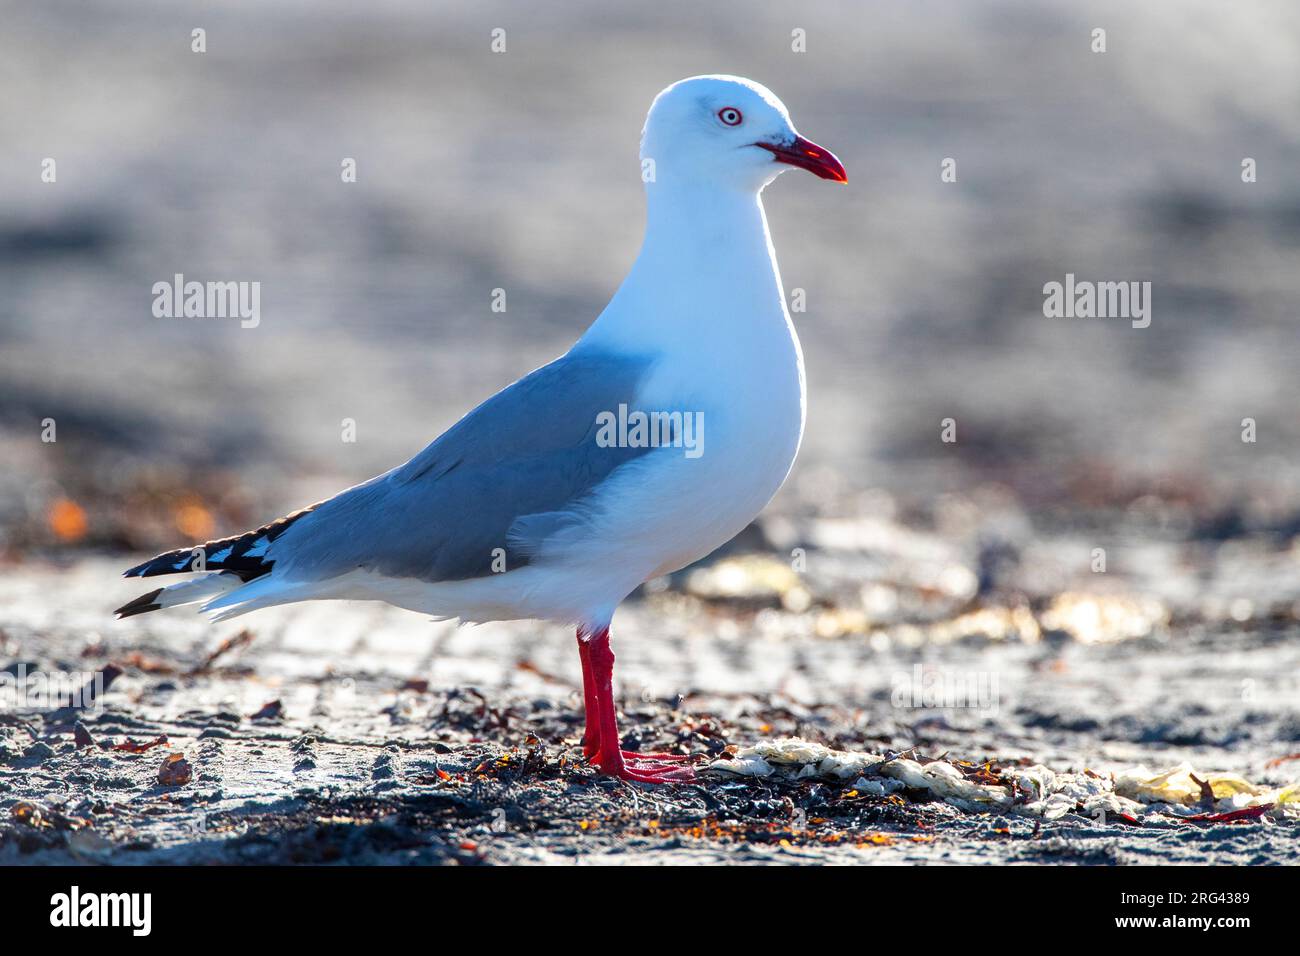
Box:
395 181 808 628
559 187 808 591
635 315 805 576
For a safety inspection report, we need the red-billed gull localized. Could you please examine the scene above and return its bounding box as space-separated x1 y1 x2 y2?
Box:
115 75 846 783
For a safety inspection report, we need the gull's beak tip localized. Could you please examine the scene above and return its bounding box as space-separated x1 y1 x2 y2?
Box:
758 135 847 184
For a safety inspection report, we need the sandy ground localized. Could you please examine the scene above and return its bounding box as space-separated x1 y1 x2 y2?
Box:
3 505 1297 864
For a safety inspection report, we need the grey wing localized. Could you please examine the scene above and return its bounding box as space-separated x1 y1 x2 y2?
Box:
269 348 658 584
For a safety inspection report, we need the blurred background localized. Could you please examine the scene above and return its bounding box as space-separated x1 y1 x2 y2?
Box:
2 1 1300 866
1 0 1298 617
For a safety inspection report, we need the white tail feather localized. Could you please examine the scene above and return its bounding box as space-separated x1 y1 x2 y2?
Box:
154 572 244 611
202 573 315 621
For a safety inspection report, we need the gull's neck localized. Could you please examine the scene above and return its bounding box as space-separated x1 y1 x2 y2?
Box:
580 180 791 356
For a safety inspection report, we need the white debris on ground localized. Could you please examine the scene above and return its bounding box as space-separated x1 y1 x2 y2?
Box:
708 738 1300 822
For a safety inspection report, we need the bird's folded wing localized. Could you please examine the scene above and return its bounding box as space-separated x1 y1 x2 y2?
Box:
266 348 658 584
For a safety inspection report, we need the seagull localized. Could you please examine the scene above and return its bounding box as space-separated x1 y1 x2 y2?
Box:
115 75 846 784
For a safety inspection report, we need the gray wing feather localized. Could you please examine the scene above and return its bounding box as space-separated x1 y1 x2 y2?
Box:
270 348 658 584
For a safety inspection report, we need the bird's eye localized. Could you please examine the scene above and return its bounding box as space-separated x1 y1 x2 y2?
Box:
717 107 743 126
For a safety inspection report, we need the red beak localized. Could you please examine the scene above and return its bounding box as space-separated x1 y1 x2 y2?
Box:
756 135 847 184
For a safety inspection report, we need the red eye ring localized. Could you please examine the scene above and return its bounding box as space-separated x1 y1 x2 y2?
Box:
718 107 743 126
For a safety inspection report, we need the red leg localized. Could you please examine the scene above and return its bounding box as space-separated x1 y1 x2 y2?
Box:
581 626 695 784
576 631 602 759
576 629 686 765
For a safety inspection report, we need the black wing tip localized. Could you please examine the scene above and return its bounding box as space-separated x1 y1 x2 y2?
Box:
124 549 192 579
119 505 316 582
115 588 164 619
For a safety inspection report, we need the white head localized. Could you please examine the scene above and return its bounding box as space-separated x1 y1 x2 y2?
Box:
639 75 847 193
